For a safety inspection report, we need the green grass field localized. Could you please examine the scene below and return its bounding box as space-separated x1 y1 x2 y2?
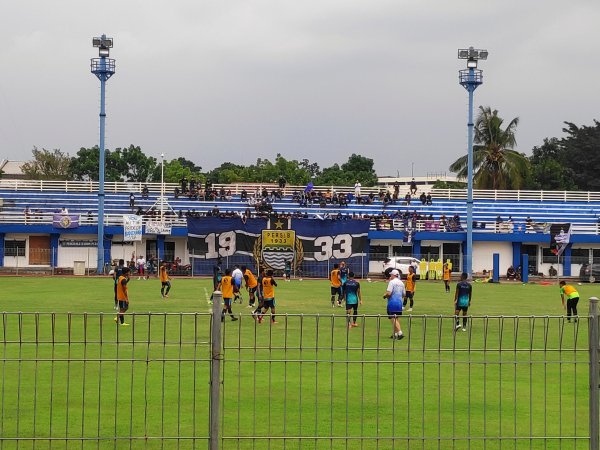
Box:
0 276 596 449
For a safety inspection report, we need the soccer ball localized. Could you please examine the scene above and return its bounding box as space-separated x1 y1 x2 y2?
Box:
109 269 115 275
367 278 372 282
299 278 303 281
578 282 582 285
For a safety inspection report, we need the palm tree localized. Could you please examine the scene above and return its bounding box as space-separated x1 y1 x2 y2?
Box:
450 106 530 189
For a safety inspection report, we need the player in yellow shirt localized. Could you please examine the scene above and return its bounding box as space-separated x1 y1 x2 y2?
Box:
403 266 416 312
217 268 239 322
559 281 580 322
241 265 258 308
159 262 171 298
330 264 343 307
257 269 278 324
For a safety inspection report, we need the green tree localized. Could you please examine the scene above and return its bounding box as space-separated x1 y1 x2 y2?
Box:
449 106 530 189
558 120 600 190
119 145 158 182
161 159 204 184
68 146 126 182
341 154 378 186
527 138 575 190
22 147 71 180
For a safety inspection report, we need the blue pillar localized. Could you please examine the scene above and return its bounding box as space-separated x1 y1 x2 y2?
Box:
512 241 522 269
157 235 166 262
522 254 529 283
50 233 59 268
0 233 5 267
104 234 112 270
412 239 421 259
493 253 500 283
465 68 475 280
563 245 572 277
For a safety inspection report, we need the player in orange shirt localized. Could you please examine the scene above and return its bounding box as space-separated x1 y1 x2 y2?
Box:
403 266 417 312
443 262 451 293
114 267 131 326
330 264 343 307
241 265 258 308
159 262 171 298
217 268 239 322
257 269 278 324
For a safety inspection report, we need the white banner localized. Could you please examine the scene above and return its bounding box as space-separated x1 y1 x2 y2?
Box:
123 215 143 241
146 221 172 235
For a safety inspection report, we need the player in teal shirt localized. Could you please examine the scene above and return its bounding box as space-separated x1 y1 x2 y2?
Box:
344 272 362 328
454 272 472 332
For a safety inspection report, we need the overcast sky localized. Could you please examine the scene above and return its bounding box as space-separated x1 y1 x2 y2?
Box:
0 1 598 177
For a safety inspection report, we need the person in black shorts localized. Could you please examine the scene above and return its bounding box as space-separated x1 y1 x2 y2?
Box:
112 259 125 310
454 272 473 332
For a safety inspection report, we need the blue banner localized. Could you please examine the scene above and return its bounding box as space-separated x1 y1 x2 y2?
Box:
53 214 80 229
187 217 370 277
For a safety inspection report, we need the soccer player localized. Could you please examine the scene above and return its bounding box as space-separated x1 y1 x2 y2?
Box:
159 262 171 298
257 269 278 324
345 271 362 328
284 260 292 282
443 261 451 293
232 265 244 304
559 280 580 322
339 261 349 299
403 265 416 312
454 272 472 331
252 266 266 317
384 269 404 340
217 268 239 322
330 264 342 307
241 265 258 308
115 267 131 326
113 259 125 310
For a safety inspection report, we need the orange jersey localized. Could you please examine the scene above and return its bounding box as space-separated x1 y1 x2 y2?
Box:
405 273 416 292
330 269 341 287
443 266 451 281
116 275 129 302
244 269 258 289
159 267 169 282
221 275 234 299
262 276 276 298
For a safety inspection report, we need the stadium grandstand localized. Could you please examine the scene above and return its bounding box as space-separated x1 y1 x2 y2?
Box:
1 177 599 279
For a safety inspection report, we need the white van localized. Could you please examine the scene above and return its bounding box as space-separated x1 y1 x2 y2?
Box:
382 256 420 279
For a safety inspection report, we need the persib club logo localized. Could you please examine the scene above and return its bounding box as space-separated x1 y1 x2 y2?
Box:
253 219 303 270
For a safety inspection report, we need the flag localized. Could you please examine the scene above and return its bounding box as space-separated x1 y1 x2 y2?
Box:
549 223 571 256
53 214 80 229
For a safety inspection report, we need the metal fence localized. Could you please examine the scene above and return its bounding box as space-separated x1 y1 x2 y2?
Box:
1 301 599 449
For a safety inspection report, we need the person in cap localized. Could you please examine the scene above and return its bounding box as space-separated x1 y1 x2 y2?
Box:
383 269 405 340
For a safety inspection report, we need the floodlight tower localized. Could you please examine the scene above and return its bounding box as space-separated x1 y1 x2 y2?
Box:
91 35 116 274
458 46 487 279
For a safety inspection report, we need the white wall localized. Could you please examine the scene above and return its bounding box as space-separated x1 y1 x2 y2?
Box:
472 242 512 273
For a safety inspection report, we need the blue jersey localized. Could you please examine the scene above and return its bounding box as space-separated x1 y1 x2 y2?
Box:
344 279 360 305
455 281 472 308
339 267 349 285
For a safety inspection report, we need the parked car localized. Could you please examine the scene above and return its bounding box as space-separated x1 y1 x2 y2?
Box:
382 256 421 279
579 263 600 282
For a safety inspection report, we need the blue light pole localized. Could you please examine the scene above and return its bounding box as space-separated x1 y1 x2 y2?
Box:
91 35 115 274
458 47 487 278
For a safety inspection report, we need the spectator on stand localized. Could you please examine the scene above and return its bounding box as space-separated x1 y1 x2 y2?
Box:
410 179 417 195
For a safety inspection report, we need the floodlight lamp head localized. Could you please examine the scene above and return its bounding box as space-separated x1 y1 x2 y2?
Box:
467 59 478 68
93 35 113 57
